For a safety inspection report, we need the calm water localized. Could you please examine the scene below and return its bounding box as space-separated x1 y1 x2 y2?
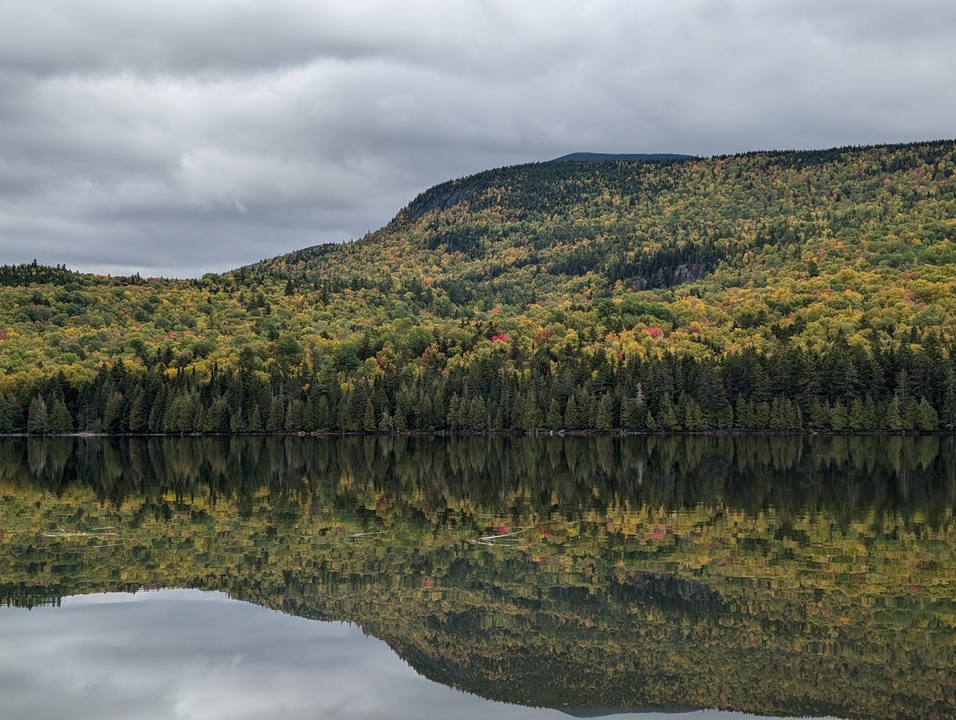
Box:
1 435 954 720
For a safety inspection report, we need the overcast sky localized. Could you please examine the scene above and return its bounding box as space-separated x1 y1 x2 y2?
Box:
1 1 954 278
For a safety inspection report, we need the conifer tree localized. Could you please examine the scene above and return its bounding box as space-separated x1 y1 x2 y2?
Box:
595 392 614 431
0 392 18 433
545 398 562 431
27 396 49 434
49 397 73 433
914 397 939 431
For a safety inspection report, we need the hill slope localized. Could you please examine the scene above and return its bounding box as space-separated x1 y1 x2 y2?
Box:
1 140 956 433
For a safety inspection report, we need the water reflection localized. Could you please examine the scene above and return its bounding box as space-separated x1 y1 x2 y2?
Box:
0 589 828 720
1 436 954 720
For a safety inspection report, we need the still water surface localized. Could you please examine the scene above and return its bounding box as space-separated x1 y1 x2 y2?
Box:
1 435 953 719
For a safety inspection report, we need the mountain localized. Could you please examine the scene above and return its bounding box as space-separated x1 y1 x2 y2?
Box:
1 140 956 434
551 152 696 162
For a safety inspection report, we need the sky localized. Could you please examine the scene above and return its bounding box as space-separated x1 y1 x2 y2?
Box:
1 1 954 278
0 589 833 720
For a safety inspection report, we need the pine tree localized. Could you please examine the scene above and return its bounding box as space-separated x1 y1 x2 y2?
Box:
681 395 705 431
563 395 579 430
885 396 904 432
267 396 284 432
0 392 19 433
829 400 848 431
148 386 169 433
545 398 562 431
914 397 939 431
468 396 488 432
621 396 646 430
49 397 73 433
27 396 49 434
942 370 956 430
595 392 614 431
285 398 305 431
249 404 264 432
205 397 230 433
807 398 829 430
127 387 149 433
657 395 680 431
734 397 753 430
103 391 126 433
447 393 461 430
363 398 377 432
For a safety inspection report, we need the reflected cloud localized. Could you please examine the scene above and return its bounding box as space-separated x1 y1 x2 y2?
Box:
0 590 826 720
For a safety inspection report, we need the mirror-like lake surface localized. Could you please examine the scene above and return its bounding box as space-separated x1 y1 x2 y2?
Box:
1 436 954 720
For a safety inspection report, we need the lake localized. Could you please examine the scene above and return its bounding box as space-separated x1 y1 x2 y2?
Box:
1 435 954 719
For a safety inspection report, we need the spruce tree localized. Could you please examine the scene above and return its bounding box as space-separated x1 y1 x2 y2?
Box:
49 397 73 433
914 397 939 431
27 396 49 434
595 392 614 431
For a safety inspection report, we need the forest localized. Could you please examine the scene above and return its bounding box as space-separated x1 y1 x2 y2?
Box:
2 139 956 434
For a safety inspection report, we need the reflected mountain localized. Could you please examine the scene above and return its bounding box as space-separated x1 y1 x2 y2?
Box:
1 436 954 719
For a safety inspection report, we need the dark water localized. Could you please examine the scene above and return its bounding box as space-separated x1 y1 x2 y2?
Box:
1 435 954 720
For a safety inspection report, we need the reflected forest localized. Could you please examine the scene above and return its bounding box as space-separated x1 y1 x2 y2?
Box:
2 435 955 719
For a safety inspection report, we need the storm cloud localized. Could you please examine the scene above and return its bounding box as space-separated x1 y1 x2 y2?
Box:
1 0 954 277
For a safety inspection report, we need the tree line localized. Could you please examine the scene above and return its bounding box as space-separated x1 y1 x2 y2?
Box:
3 333 955 435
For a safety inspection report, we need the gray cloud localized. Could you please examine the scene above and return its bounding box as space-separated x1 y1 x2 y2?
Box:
0 1 954 276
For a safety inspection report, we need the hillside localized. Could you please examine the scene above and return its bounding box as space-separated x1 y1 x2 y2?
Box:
1 140 956 433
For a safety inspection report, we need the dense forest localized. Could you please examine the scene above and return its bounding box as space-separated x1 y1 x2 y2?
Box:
2 436 954 719
2 140 956 434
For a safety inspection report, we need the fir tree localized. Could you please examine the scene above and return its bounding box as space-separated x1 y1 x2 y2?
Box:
27 396 49 434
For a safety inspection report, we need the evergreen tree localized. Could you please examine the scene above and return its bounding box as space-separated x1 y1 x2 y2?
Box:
285 398 305 431
148 386 169 433
447 393 461 430
807 398 829 431
563 395 579 430
884 396 904 432
103 391 126 433
468 396 488 432
127 387 149 433
205 397 230 432
249 404 264 432
657 395 680 431
681 394 705 431
621 391 647 430
268 396 284 432
27 396 49 434
942 370 956 430
595 392 614 431
545 398 563 431
0 392 19 433
829 400 848 431
49 397 73 433
363 398 377 432
914 397 939 431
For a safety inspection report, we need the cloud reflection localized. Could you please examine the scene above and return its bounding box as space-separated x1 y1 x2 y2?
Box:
0 589 832 720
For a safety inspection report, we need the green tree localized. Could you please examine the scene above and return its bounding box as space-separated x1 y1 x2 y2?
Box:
49 397 73 433
27 396 49 434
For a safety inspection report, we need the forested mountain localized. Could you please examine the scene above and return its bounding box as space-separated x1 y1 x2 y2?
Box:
1 140 956 434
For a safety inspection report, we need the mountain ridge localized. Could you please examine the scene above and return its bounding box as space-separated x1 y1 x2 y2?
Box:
1 139 955 434
551 151 696 163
